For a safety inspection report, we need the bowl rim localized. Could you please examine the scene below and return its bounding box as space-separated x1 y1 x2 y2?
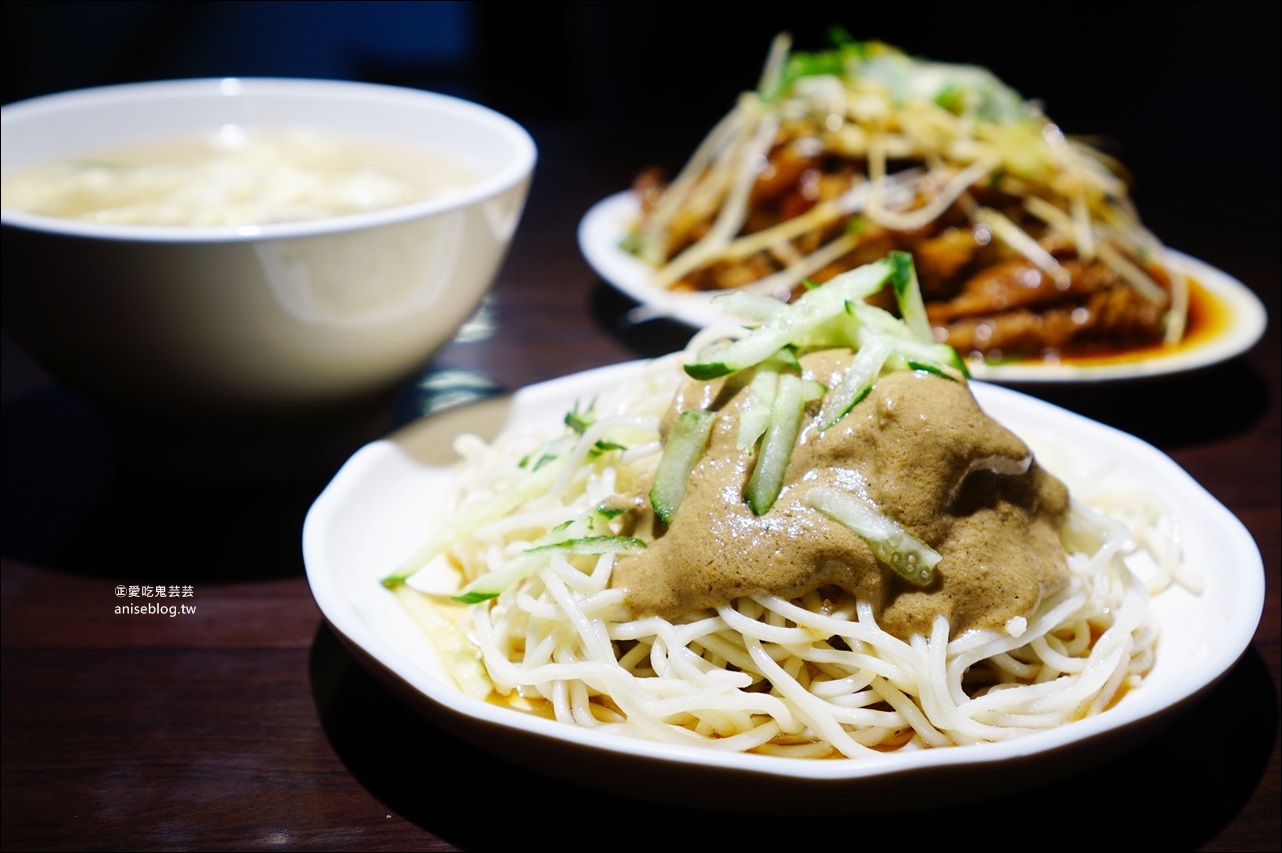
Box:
0 76 538 244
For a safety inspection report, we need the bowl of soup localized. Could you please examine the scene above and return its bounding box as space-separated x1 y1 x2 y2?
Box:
1 77 536 480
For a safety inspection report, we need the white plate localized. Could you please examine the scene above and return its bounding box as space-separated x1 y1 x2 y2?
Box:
578 191 1268 383
302 359 1264 812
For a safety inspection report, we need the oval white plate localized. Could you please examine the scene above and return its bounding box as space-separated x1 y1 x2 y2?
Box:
303 360 1264 812
578 191 1268 383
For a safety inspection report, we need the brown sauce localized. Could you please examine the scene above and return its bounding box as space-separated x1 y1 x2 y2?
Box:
610 357 1072 641
1012 276 1230 367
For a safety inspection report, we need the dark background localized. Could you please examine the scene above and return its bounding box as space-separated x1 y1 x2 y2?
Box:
3 0 1278 268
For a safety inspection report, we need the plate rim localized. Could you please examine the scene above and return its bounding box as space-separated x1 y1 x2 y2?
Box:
577 190 1268 384
302 359 1266 805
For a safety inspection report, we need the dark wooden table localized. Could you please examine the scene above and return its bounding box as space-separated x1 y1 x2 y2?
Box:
3 117 1278 851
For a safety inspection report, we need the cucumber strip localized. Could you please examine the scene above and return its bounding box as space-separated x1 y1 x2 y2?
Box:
886 340 969 376
563 399 597 434
817 335 896 429
770 345 802 370
737 365 780 453
452 554 543 604
785 310 864 352
685 258 894 380
847 302 969 376
394 586 493 699
453 530 644 605
746 374 824 515
803 485 940 586
524 535 647 555
889 250 933 343
736 348 805 453
650 409 718 523
456 534 646 604
381 459 565 588
904 359 960 380
844 300 903 336
712 290 789 322
799 377 829 402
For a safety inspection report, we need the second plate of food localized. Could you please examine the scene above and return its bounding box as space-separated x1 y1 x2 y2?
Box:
580 190 1267 384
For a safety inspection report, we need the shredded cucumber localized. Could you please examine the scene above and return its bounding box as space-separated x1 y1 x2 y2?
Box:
393 585 493 699
381 459 565 588
525 535 646 555
746 374 826 514
737 365 780 453
453 506 644 604
650 409 718 523
845 302 968 376
675 256 966 520
889 249 933 342
817 335 896 429
713 289 789 323
803 485 941 586
393 256 964 616
684 258 894 380
453 536 645 604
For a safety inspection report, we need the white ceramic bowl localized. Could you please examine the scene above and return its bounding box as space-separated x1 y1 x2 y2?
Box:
1 78 535 453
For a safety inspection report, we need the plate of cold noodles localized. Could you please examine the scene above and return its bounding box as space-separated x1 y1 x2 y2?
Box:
578 31 1267 384
303 256 1264 813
